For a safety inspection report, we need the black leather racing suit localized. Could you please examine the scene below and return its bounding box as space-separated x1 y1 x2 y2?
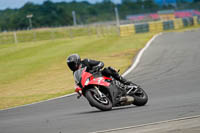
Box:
78 58 130 85
79 58 104 72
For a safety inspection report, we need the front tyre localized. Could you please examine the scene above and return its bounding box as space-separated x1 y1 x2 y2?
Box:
132 88 148 106
85 89 112 111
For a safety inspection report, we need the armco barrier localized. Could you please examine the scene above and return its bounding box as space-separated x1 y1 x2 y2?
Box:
120 16 200 36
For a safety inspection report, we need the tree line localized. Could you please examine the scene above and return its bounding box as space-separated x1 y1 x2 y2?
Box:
0 0 200 31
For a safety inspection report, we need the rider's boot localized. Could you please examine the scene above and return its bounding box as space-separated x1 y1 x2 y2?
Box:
118 75 139 95
118 75 139 87
107 66 132 85
118 75 132 85
116 76 132 96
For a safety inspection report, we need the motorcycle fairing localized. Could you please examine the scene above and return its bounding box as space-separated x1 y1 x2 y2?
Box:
80 68 92 88
87 76 111 87
79 68 111 88
74 67 121 106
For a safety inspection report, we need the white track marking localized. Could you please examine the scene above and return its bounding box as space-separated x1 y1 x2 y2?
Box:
92 115 200 133
0 93 76 111
0 33 161 111
122 33 162 77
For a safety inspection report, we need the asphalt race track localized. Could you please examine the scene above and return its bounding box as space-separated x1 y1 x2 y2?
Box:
1 30 200 133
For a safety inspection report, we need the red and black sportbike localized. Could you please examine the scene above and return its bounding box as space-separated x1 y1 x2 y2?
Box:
74 67 148 111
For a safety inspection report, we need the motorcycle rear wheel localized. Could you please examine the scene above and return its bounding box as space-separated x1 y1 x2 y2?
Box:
85 89 112 111
132 88 148 106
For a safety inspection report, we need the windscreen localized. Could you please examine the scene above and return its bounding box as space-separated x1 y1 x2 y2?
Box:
73 68 85 85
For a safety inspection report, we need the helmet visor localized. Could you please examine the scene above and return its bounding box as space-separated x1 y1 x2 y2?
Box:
68 62 78 71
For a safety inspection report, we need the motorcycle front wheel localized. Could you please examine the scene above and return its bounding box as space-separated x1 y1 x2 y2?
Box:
85 89 112 111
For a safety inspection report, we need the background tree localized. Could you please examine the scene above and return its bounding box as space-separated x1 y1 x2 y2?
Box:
0 0 199 31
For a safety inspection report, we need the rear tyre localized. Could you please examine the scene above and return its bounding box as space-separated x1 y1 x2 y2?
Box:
132 88 148 106
85 89 112 111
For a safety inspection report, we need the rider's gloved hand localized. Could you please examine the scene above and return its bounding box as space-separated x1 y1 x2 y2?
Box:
75 87 82 99
93 66 101 72
77 90 82 99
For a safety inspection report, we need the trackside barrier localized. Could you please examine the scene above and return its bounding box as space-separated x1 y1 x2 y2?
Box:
120 16 200 36
134 23 149 33
198 16 200 24
193 16 198 26
174 18 184 29
119 24 135 37
182 17 194 27
149 21 163 33
163 20 174 30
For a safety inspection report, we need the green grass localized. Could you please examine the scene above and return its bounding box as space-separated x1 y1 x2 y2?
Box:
0 26 118 44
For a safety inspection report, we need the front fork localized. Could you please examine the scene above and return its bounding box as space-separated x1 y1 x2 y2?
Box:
94 86 105 98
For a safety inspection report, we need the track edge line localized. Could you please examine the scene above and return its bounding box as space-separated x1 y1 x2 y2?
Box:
92 115 200 133
122 32 162 77
0 93 76 111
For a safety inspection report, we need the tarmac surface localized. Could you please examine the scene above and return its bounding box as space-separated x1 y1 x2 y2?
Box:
97 115 200 133
1 30 200 133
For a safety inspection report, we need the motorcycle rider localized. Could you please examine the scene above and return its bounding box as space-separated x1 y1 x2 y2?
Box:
66 53 132 96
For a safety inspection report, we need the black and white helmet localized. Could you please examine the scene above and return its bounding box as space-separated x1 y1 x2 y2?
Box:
66 54 81 71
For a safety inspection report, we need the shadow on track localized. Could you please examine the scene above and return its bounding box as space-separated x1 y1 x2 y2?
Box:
73 105 148 115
